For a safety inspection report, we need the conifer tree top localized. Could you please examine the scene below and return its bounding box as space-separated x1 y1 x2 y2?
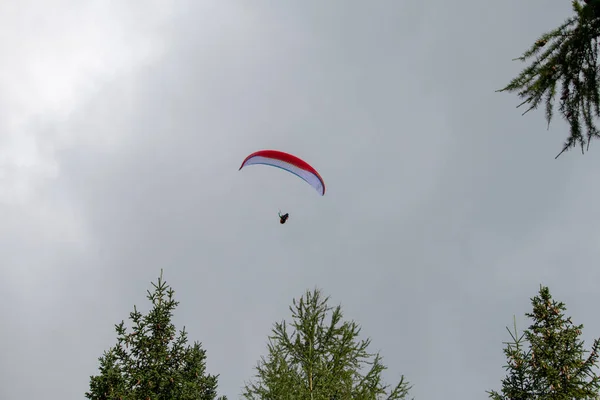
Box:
85 271 226 400
488 285 600 400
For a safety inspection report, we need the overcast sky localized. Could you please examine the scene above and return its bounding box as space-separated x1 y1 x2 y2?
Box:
2 1 600 399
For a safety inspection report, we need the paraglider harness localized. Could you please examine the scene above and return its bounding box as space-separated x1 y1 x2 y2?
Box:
278 211 289 224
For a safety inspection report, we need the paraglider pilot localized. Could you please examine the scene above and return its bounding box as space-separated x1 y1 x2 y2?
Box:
278 211 289 224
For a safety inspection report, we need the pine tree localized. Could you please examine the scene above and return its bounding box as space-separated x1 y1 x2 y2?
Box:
498 0 600 158
85 271 227 400
242 288 411 400
488 285 600 400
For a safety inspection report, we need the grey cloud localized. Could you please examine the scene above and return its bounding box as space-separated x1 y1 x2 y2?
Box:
2 1 600 400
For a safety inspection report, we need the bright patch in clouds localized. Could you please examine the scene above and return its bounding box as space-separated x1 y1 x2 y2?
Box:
0 0 174 204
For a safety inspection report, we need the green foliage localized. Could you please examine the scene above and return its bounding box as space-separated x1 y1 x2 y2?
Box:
85 271 226 400
243 288 411 400
498 0 600 158
488 285 600 400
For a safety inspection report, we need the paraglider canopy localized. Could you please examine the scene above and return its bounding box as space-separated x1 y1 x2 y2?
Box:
239 149 325 196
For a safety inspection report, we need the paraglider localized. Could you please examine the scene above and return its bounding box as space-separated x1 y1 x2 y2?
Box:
239 150 325 225
278 211 289 224
238 150 325 196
